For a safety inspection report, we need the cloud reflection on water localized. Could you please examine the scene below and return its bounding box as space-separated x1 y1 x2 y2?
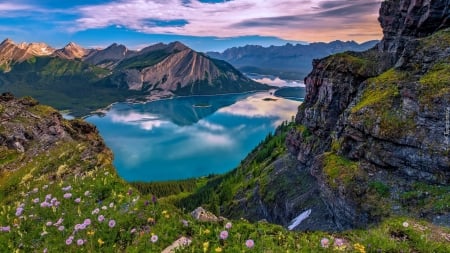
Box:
87 92 302 181
218 92 300 126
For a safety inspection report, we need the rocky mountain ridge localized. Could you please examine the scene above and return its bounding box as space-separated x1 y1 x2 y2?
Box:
0 40 267 116
207 40 379 80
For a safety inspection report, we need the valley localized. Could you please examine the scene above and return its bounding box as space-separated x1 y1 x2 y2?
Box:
1 0 450 252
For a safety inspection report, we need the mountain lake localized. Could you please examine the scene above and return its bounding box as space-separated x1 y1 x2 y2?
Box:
86 90 303 182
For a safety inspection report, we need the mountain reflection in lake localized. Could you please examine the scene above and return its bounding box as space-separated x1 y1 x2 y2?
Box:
86 92 302 182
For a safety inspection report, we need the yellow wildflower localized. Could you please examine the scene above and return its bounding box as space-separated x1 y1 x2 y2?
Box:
203 229 210 235
215 247 223 252
165 214 170 219
147 217 155 223
162 210 168 215
353 243 366 253
87 230 95 236
98 238 105 246
203 241 209 253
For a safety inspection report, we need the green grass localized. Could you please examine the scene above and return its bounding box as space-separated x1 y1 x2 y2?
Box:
419 61 450 104
349 69 417 137
322 152 361 189
401 183 450 214
351 69 403 113
368 181 390 198
116 50 174 70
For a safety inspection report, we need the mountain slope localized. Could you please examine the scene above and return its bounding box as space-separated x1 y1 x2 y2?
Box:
0 39 54 71
207 40 378 80
0 41 268 116
52 42 90 60
182 0 450 232
1 94 449 252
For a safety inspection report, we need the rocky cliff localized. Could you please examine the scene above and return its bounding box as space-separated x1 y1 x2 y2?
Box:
285 0 450 230
185 0 450 231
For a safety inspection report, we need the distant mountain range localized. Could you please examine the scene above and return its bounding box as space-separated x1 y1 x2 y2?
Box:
207 40 379 80
0 39 268 116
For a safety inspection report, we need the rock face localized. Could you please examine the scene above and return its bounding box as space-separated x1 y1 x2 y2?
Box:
201 0 450 231
378 0 450 62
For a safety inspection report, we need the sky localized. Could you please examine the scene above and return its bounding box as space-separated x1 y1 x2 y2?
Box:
0 0 383 52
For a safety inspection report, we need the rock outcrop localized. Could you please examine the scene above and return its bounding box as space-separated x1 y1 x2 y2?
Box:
378 0 450 62
0 92 109 175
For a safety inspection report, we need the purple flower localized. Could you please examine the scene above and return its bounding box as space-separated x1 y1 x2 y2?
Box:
144 200 149 206
130 228 137 234
54 218 63 226
219 230 228 240
74 198 81 203
152 195 157 204
182 220 189 227
127 189 133 195
43 248 48 253
58 226 65 231
334 238 345 247
321 238 330 248
0 226 11 232
46 221 53 226
62 185 72 191
83 219 91 226
98 215 105 222
51 198 57 204
245 239 255 248
84 191 90 196
108 219 116 228
32 188 38 193
151 235 158 243
15 207 24 217
63 193 72 199
33 198 40 204
77 239 84 246
92 208 100 215
66 238 73 245
225 222 232 230
40 202 49 208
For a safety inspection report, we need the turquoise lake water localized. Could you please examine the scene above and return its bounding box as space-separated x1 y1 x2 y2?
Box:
86 91 302 182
